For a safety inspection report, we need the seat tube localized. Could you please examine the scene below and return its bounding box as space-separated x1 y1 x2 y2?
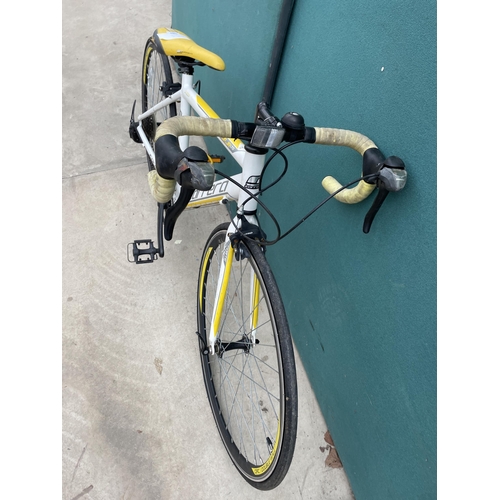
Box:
178 72 193 151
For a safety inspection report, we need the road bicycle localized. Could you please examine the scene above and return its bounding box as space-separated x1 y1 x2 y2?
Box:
128 27 407 490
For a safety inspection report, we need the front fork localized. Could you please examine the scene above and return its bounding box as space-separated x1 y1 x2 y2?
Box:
207 218 261 355
208 238 235 354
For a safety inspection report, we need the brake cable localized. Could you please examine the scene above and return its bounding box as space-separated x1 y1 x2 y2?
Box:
214 141 378 246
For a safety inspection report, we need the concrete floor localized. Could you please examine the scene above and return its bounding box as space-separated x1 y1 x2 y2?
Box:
62 1 354 498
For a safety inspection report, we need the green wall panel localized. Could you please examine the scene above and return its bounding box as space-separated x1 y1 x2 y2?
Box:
173 1 436 498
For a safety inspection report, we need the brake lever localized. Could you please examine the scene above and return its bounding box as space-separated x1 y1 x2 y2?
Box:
363 155 407 234
163 186 195 241
162 147 216 241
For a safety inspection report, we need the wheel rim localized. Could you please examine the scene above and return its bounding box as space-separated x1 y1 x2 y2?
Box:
146 50 170 124
142 42 177 169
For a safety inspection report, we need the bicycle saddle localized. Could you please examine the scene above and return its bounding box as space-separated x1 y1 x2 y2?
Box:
153 28 226 71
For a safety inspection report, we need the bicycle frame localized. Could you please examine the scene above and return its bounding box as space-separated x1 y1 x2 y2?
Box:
136 67 264 354
136 70 265 207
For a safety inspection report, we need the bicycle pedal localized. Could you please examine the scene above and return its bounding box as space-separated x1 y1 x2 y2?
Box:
127 239 159 264
208 154 225 163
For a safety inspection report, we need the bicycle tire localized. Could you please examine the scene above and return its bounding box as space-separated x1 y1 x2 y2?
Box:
197 223 298 490
141 38 177 171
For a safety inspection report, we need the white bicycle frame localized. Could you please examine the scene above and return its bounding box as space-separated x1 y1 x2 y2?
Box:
136 69 264 354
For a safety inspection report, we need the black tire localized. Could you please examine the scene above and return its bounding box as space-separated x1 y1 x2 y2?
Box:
197 223 298 490
141 38 177 171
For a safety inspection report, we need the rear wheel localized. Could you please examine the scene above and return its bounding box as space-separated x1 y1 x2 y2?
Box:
197 223 298 490
141 39 178 171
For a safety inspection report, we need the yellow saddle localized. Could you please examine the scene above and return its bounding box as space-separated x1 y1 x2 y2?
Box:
153 28 225 71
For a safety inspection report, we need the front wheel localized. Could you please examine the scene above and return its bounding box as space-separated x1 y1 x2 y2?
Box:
197 223 298 490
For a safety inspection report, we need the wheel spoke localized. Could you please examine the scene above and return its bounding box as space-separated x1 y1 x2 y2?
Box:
211 354 280 404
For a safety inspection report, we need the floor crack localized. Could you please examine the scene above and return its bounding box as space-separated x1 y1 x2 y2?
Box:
71 443 87 482
70 484 93 500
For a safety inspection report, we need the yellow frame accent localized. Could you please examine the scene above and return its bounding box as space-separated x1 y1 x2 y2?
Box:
188 195 225 209
212 244 234 337
195 94 219 119
251 273 260 330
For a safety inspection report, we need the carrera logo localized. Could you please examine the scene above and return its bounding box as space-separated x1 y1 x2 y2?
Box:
244 176 260 190
191 180 229 200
